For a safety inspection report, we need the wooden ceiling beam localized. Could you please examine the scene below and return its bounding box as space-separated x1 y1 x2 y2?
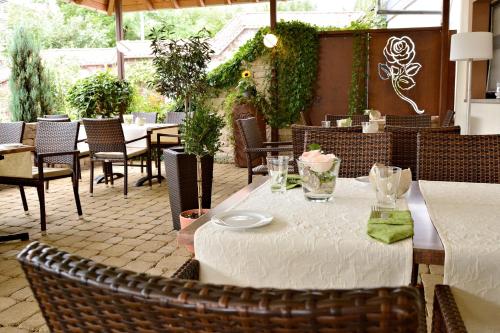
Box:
145 0 154 10
227 0 232 4
172 0 180 9
107 0 115 15
199 0 205 6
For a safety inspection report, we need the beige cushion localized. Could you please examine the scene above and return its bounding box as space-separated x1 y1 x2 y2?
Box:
94 147 147 160
150 127 180 144
32 167 73 179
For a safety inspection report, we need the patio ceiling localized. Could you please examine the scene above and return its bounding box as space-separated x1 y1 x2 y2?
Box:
70 0 274 14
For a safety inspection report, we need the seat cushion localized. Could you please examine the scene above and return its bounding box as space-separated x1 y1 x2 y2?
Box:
32 167 73 179
94 147 147 160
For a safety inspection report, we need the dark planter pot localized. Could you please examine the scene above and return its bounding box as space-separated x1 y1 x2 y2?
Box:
163 147 214 230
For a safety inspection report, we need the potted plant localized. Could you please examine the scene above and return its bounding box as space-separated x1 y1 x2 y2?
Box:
150 26 217 230
178 102 224 228
67 70 133 119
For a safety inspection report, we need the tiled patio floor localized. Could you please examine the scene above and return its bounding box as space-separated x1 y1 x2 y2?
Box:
0 163 247 332
0 163 442 332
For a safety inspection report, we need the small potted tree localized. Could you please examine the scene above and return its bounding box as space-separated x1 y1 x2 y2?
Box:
149 26 217 230
179 102 224 228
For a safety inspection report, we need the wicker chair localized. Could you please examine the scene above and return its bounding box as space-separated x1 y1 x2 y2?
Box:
442 110 455 127
417 133 500 183
386 115 432 127
83 118 152 198
432 285 467 333
132 112 158 124
166 111 192 124
325 114 369 126
304 131 392 178
291 125 362 173
237 117 293 184
0 121 82 231
0 121 25 144
18 242 427 333
385 126 461 180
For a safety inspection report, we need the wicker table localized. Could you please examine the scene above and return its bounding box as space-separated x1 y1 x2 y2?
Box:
0 144 34 243
178 177 444 285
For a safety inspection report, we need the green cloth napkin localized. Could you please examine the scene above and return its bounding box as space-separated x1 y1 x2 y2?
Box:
367 210 414 244
286 174 302 190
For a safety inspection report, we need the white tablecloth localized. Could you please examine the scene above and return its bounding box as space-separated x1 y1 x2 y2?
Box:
195 178 413 289
419 181 500 333
78 123 174 151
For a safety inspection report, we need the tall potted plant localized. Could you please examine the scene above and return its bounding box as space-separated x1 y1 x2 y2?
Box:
150 26 217 230
179 103 224 227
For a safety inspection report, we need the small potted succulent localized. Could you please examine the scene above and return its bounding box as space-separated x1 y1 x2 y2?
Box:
178 103 224 229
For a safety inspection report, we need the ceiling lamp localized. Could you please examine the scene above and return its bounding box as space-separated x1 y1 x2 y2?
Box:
263 33 278 48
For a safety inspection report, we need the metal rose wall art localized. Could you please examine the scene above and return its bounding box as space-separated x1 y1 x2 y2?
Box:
378 36 424 114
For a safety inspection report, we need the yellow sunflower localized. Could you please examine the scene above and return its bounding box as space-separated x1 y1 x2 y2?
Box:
241 70 252 78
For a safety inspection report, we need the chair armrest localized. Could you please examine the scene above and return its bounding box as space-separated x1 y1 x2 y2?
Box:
432 285 467 333
263 141 293 146
245 146 293 154
171 259 199 280
124 135 148 144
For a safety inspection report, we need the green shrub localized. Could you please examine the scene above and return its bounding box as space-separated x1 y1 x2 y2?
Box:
67 71 133 118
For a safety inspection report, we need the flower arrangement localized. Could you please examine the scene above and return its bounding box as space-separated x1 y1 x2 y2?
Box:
297 146 341 202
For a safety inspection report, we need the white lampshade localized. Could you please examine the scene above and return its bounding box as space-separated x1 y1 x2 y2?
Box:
263 33 278 48
450 32 493 61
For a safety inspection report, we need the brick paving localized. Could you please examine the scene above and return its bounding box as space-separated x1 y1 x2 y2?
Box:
0 163 443 332
0 163 247 332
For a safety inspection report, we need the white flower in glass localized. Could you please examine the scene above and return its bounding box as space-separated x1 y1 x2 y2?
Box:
378 36 424 114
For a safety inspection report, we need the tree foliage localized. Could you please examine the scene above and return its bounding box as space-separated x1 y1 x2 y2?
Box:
9 27 55 122
67 71 133 118
149 26 213 111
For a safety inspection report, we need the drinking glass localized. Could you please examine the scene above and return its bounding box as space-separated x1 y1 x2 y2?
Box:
267 156 289 193
123 114 133 125
321 120 331 128
373 166 401 209
362 121 378 133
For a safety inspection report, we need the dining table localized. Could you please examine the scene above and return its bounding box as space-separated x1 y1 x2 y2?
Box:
178 176 444 286
78 122 178 186
0 144 34 243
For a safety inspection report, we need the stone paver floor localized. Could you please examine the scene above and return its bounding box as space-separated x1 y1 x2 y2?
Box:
0 163 247 332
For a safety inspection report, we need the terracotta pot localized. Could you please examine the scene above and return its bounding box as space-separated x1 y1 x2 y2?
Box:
179 208 210 253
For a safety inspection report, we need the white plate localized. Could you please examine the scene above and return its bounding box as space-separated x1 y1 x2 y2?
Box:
212 210 273 230
0 143 23 148
355 176 370 183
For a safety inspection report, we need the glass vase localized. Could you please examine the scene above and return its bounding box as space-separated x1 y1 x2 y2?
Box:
297 157 341 202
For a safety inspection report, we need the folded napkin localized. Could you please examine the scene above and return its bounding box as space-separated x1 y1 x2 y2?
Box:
367 210 414 244
369 164 412 198
286 174 302 190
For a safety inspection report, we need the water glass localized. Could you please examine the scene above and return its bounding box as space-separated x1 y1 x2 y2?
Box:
123 114 133 125
362 121 378 133
267 156 289 193
373 166 401 209
321 120 331 128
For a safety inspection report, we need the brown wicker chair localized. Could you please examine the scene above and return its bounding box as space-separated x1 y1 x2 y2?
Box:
237 117 294 184
432 285 467 333
291 125 362 173
132 112 158 124
83 118 152 198
442 110 455 127
417 133 500 183
18 242 427 333
0 121 25 144
0 121 82 231
166 111 191 124
386 115 432 127
385 126 461 180
325 114 369 126
304 131 392 178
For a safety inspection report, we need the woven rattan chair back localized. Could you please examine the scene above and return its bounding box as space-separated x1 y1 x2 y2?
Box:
291 125 362 172
0 122 25 144
304 131 392 178
82 118 126 154
166 112 191 124
35 121 80 166
417 133 500 183
237 117 266 161
386 126 461 180
325 114 369 126
18 242 426 333
132 112 158 124
442 110 455 127
386 115 432 127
